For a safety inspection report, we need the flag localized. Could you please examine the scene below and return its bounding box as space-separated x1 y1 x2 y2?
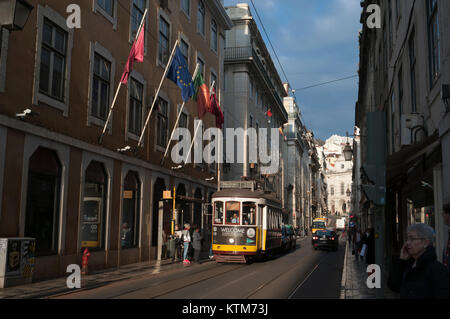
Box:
166 47 194 102
210 88 224 129
193 72 211 119
120 21 145 84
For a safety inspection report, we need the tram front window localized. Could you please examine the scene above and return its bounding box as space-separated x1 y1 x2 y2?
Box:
226 201 240 224
214 201 223 224
243 202 256 225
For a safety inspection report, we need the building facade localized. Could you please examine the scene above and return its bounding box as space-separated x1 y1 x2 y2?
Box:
324 135 353 217
222 4 288 200
356 0 449 279
0 0 232 281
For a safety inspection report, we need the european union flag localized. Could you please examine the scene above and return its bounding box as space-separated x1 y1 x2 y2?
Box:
167 46 194 102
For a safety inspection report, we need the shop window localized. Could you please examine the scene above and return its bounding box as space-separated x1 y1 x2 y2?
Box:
121 171 140 248
81 161 107 250
25 147 61 256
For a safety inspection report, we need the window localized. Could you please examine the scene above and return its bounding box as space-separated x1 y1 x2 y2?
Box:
427 0 440 85
210 19 218 52
121 171 140 249
242 202 256 225
214 201 223 224
210 71 217 90
197 0 205 35
81 161 108 250
0 28 9 92
156 97 169 148
128 78 143 135
179 110 188 129
131 0 146 41
180 38 189 64
340 182 344 195
91 53 111 120
39 19 67 102
197 55 205 77
330 186 334 196
226 201 240 224
25 147 61 256
97 0 114 17
249 115 253 128
158 16 170 65
181 0 190 16
409 31 417 113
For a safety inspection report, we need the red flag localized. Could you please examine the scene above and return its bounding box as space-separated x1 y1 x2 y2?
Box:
210 88 224 129
120 21 145 84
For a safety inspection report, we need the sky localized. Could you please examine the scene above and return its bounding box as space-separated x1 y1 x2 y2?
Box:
223 0 362 141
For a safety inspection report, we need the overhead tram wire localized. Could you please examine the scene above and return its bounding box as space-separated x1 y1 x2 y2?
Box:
293 75 358 92
249 0 292 93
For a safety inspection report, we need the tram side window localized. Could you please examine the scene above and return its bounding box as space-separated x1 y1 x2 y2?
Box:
242 202 256 225
214 201 223 224
226 201 240 224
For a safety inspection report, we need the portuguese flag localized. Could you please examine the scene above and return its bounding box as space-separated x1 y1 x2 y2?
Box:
193 72 211 119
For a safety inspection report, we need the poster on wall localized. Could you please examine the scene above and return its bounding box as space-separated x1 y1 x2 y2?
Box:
81 198 102 248
6 240 21 275
20 240 36 278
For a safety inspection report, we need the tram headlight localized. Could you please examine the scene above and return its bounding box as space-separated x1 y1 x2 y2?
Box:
247 228 256 238
229 238 235 244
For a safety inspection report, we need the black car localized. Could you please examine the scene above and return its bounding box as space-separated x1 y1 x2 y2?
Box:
312 230 338 251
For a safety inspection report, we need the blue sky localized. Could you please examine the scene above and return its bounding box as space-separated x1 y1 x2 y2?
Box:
223 0 362 141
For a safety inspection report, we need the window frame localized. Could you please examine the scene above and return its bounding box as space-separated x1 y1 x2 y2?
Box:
156 96 170 151
120 169 143 249
408 29 417 113
213 201 224 225
210 18 218 53
197 0 206 37
426 0 440 87
94 0 118 28
127 75 145 138
158 11 171 67
0 28 9 93
180 0 190 18
225 201 241 225
87 41 116 131
129 0 148 52
33 5 74 117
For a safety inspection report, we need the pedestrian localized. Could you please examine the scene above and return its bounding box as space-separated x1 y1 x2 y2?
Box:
181 223 191 264
365 228 375 264
354 229 362 257
173 224 183 262
192 227 203 264
388 223 450 299
442 203 450 271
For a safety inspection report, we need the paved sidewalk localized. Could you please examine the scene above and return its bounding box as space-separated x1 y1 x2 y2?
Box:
340 239 399 299
0 250 213 299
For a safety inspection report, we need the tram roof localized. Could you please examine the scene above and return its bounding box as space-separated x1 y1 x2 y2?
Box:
212 188 281 205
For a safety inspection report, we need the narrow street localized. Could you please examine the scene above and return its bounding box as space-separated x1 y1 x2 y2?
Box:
51 236 345 299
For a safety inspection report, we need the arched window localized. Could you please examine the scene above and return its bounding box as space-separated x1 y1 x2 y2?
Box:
81 161 107 249
121 171 140 249
25 147 61 255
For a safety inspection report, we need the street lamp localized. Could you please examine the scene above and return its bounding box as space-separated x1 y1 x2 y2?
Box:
346 189 351 197
343 131 353 161
0 0 34 31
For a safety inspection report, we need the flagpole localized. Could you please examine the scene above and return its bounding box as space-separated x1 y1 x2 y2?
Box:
184 81 215 165
98 9 148 145
138 39 179 148
160 63 200 166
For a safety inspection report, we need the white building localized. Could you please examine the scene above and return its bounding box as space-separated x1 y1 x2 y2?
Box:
324 135 354 216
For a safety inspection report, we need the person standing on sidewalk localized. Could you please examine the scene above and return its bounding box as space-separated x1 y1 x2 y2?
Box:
387 223 450 299
181 223 192 264
192 227 203 264
442 203 450 271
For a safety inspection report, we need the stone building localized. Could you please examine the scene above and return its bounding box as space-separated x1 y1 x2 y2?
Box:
0 0 232 281
356 0 449 277
324 135 353 217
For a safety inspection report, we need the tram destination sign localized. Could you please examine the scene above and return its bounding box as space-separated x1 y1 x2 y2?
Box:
213 227 256 246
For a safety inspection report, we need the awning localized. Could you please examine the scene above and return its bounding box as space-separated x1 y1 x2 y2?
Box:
386 132 440 185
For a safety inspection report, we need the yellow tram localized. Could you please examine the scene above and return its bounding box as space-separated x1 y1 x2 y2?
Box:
211 181 293 263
